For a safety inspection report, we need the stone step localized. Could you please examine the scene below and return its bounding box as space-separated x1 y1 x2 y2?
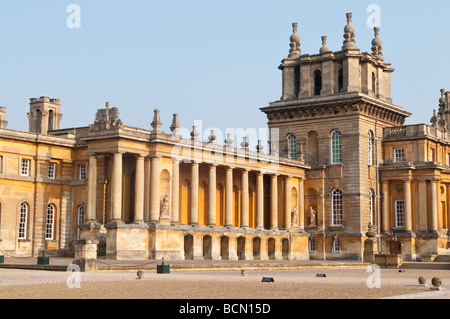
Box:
402 262 450 270
434 255 450 262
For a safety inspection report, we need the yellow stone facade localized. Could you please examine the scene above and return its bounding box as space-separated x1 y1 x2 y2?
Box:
0 13 449 262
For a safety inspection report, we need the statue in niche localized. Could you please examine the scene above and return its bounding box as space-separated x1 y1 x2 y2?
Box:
291 207 298 225
160 194 170 217
308 207 317 227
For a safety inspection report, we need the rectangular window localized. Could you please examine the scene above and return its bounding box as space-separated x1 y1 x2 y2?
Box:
79 164 86 180
395 200 405 228
430 148 436 162
393 148 405 163
309 238 316 252
46 205 55 240
0 155 3 174
19 203 28 239
48 162 56 179
21 159 30 176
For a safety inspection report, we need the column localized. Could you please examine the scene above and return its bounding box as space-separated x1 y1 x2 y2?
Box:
133 155 145 224
171 159 180 224
149 156 160 223
208 164 217 227
241 169 249 229
418 180 428 231
284 176 292 230
256 172 264 229
86 154 97 223
111 152 123 223
381 181 389 233
298 178 305 231
270 174 278 230
430 179 438 233
190 162 199 225
403 179 412 232
225 167 233 227
143 157 151 222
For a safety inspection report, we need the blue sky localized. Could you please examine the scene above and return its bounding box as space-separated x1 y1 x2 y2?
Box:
0 0 449 138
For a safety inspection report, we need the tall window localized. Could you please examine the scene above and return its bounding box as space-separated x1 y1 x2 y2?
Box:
368 190 374 225
314 70 322 96
331 189 343 226
368 132 374 166
21 159 30 176
77 206 85 238
288 134 297 160
0 155 3 174
309 237 316 252
19 203 28 239
333 238 341 252
395 200 405 228
394 148 405 163
46 204 55 240
79 164 86 180
338 68 344 93
331 130 342 164
372 72 377 95
48 163 56 179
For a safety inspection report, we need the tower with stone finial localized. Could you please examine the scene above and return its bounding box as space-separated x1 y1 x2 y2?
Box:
27 97 63 134
342 13 358 50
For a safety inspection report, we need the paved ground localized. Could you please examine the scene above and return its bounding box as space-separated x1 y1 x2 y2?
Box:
0 264 448 300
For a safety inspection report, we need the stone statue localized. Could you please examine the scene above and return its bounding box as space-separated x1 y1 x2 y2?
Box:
308 207 317 227
91 102 123 131
291 207 298 225
160 194 170 217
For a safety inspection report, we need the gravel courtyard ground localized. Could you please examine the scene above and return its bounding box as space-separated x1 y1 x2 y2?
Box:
0 267 448 300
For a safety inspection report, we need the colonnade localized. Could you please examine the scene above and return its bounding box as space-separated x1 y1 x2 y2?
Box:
381 178 440 233
85 152 306 232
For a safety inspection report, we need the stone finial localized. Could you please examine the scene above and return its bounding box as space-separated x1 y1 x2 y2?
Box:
439 89 447 110
151 109 162 132
0 107 7 129
225 133 234 147
256 140 264 153
240 137 249 150
170 113 180 136
208 129 217 143
319 36 330 54
190 125 199 140
371 27 383 59
342 13 358 50
288 22 301 58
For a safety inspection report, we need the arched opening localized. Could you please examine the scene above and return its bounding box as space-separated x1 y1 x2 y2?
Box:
338 68 344 93
203 235 212 260
252 237 261 260
290 187 298 225
184 234 194 260
180 179 191 225
314 70 322 96
282 238 289 260
307 131 319 166
237 236 245 260
233 185 240 228
48 109 54 131
305 188 318 227
199 181 208 226
268 238 276 260
216 183 225 226
220 236 229 260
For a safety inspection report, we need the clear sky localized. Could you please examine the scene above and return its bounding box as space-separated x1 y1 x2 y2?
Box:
0 0 449 141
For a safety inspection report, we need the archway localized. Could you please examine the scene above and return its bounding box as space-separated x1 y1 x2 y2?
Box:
203 235 212 260
237 236 245 260
282 238 290 260
184 234 194 260
252 237 261 260
220 236 229 260
268 238 275 260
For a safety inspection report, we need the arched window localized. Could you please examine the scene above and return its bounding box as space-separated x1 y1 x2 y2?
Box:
314 70 322 96
331 189 343 226
288 134 297 160
77 206 85 239
368 131 374 166
331 130 342 164
46 204 55 240
338 68 344 93
368 190 374 226
372 72 376 96
19 203 28 239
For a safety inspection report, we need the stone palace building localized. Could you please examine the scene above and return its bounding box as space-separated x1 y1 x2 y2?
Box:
0 13 449 262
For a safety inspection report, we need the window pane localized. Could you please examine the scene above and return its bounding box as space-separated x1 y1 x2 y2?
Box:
395 200 405 227
46 205 55 240
288 134 297 160
19 203 28 239
332 190 343 226
331 131 342 164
